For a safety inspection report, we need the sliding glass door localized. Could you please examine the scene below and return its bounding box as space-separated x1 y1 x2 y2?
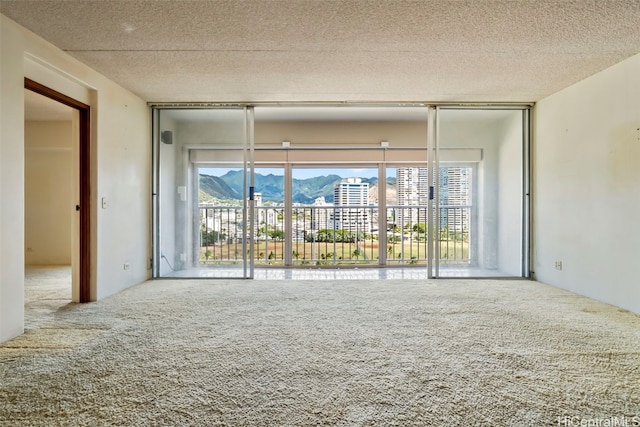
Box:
432 108 529 277
152 104 529 278
153 107 254 278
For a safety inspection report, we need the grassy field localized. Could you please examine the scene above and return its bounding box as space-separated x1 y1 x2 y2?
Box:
201 239 469 266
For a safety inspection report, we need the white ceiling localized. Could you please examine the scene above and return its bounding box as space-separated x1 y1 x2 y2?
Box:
4 0 640 105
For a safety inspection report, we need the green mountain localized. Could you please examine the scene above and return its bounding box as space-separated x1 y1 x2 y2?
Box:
199 174 241 200
292 174 342 204
199 171 388 204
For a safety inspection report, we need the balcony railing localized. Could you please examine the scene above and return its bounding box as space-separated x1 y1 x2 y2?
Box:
291 205 377 266
199 204 470 267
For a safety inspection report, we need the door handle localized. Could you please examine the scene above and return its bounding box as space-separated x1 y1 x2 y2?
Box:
76 205 80 211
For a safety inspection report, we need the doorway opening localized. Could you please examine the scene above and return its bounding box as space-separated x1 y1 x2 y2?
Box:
24 78 91 303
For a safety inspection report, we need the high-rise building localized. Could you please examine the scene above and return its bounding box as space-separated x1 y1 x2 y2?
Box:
396 168 429 206
333 177 369 205
394 167 471 232
311 196 330 231
330 177 371 233
439 167 471 233
396 168 430 225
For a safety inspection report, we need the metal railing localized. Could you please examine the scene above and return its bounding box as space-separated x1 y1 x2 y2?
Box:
291 205 378 266
438 205 471 264
385 205 429 265
198 204 470 266
199 206 245 265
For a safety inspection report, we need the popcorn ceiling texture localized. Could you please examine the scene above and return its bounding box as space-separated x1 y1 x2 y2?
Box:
1 267 639 425
2 0 640 102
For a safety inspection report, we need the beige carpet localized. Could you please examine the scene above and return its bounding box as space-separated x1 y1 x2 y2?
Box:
1 270 640 426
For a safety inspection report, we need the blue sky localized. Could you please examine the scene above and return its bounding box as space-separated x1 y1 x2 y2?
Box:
200 167 392 179
292 168 378 179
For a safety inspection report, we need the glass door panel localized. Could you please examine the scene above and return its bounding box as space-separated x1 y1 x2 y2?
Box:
434 108 527 277
291 167 378 266
386 167 430 266
251 167 285 266
437 165 473 269
198 165 247 272
155 108 252 278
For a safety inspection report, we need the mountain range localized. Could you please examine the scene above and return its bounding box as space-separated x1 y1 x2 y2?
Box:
199 170 396 204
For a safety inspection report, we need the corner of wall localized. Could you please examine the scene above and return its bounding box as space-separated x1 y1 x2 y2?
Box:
533 52 640 314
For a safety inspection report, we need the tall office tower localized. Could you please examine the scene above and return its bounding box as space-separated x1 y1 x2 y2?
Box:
333 177 369 205
396 167 430 225
439 167 471 232
330 177 371 233
396 168 429 206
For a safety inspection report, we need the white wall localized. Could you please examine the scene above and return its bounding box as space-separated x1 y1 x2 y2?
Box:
0 14 151 342
0 15 26 342
25 121 73 264
497 112 524 275
94 85 150 299
534 52 640 314
256 121 427 147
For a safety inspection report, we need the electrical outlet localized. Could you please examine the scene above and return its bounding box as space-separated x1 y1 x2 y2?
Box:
124 263 130 270
555 261 562 271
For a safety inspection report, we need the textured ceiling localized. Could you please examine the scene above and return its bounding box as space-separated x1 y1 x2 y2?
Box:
3 0 640 104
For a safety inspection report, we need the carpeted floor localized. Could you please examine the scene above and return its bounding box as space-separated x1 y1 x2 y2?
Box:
1 270 640 426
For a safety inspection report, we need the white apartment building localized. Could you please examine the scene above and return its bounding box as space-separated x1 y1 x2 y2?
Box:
329 178 371 233
310 196 330 231
396 167 430 225
439 167 472 233
394 167 472 232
